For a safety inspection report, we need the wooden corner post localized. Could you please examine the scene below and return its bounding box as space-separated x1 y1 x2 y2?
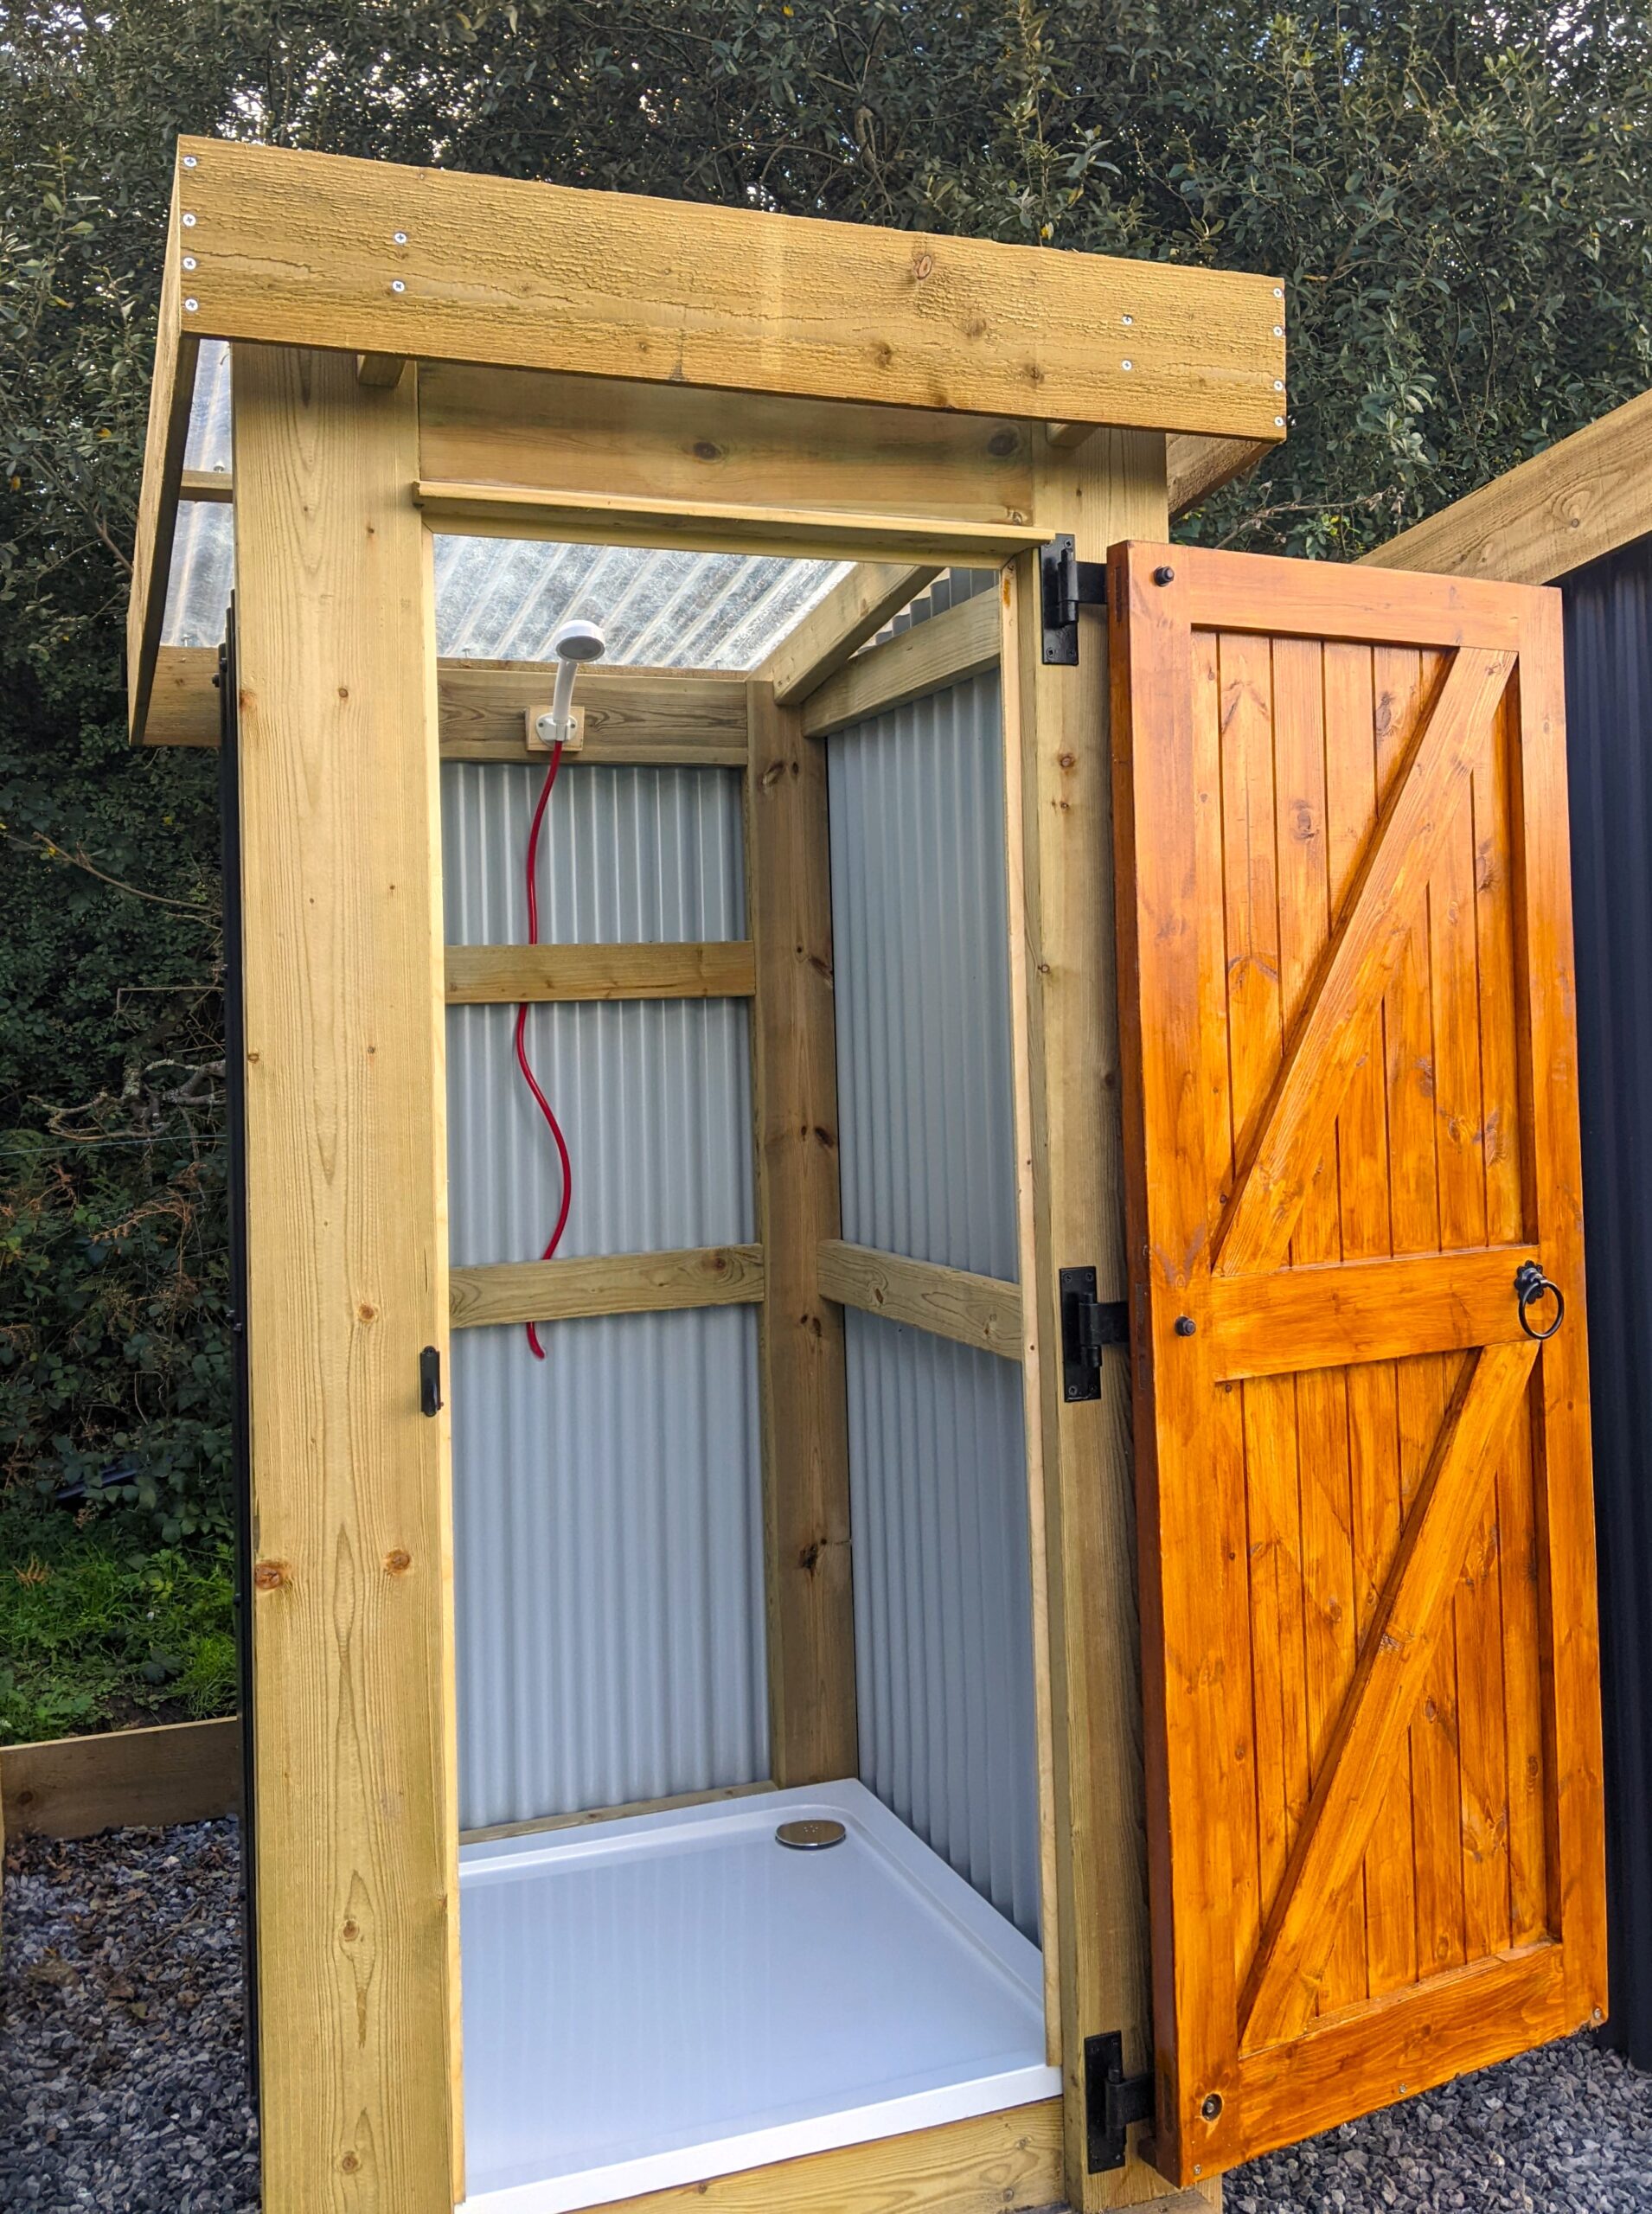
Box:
230 347 460 2212
745 680 858 1788
1005 434 1214 2211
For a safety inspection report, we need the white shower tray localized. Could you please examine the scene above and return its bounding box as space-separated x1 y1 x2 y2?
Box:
458 1777 1057 2211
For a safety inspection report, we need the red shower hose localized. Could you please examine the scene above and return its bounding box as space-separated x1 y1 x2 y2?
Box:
514 740 573 1359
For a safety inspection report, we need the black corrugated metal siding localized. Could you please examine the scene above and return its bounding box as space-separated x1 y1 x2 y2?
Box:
1562 535 1652 2069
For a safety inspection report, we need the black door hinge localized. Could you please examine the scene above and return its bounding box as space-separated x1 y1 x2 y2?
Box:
1084 2031 1155 2172
1060 1266 1128 1403
419 1346 443 1417
1041 532 1108 664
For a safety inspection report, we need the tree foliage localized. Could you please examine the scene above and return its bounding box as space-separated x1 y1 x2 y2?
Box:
1 2 1650 1573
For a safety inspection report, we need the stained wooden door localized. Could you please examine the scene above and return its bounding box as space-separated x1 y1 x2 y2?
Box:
1109 543 1605 2184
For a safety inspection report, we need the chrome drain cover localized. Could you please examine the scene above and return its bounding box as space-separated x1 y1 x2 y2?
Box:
775 1818 847 1851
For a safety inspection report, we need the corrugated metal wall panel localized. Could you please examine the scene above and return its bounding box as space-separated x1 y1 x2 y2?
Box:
452 1314 765 1832
444 761 766 1830
843 1311 1041 1937
826 669 1039 1936
1560 537 1652 2068
827 669 1018 1278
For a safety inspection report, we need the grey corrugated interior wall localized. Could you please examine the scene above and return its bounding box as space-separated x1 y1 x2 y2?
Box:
443 761 767 1831
1560 538 1652 2069
825 666 1041 1939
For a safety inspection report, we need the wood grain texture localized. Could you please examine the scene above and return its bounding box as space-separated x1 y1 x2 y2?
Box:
1109 539 1604 2182
148 643 224 746
746 681 858 1789
599 2101 1067 2214
1205 1248 1540 1379
420 364 1034 530
1177 543 1530 651
437 659 747 763
448 1245 764 1328
1217 646 1516 1277
816 1239 1022 1359
144 646 750 764
998 558 1063 2064
231 346 459 2212
803 589 1002 737
1165 432 1270 517
1 1718 241 1840
1513 589 1608 2025
179 464 234 502
1010 438 1207 2210
1361 386 1652 585
170 135 1287 438
1241 1341 1538 2047
763 561 943 707
415 477 1046 564
444 941 755 1004
125 166 194 744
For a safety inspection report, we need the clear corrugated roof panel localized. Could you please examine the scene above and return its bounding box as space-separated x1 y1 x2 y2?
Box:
163 340 848 667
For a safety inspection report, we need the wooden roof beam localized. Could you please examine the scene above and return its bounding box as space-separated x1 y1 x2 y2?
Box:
170 137 1285 436
1362 386 1652 585
130 135 1287 743
759 563 943 704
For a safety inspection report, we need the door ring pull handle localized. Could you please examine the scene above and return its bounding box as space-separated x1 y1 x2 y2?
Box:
1514 1260 1565 1341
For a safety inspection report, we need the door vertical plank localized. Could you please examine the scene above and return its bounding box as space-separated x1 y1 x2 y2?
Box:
745 681 858 1787
1218 630 1309 1981
1270 636 1365 2017
1426 680 1512 1967
1111 547 1236 2191
1375 643 1467 1983
1324 639 1418 2000
231 347 460 2212
1012 433 1218 2210
1475 683 1549 1945
1512 595 1608 2021
1189 628 1258 2005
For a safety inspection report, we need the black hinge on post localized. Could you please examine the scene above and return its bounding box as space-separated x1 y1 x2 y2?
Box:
1084 2032 1155 2172
1060 1265 1128 1403
1041 532 1108 664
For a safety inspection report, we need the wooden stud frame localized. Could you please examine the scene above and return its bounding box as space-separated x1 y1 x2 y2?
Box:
120 133 1290 2214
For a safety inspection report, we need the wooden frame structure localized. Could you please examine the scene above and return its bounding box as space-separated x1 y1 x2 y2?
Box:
128 133 1288 2214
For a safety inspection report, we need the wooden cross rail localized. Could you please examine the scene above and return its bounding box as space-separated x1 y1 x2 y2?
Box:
147 643 750 762
816 1238 1022 1360
444 942 755 1004
449 1245 764 1328
802 589 1002 737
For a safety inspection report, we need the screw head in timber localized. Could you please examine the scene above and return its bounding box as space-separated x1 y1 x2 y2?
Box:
1201 2092 1224 2121
1174 1314 1196 1336
1153 565 1175 585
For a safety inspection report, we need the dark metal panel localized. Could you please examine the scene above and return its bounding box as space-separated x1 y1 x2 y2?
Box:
1561 535 1652 2069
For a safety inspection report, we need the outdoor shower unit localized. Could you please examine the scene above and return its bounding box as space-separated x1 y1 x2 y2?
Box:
129 139 1609 2214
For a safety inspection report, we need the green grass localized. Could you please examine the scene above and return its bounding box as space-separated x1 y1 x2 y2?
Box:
0 1494 236 1744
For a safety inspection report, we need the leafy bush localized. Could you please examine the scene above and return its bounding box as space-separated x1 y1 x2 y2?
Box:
0 1134 232 1544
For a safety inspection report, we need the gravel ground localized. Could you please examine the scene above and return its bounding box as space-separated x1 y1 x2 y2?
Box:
3 1818 1651 2212
1 1820 258 2211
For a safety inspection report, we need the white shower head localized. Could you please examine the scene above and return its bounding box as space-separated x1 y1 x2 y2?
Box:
544 620 609 743
553 618 607 665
